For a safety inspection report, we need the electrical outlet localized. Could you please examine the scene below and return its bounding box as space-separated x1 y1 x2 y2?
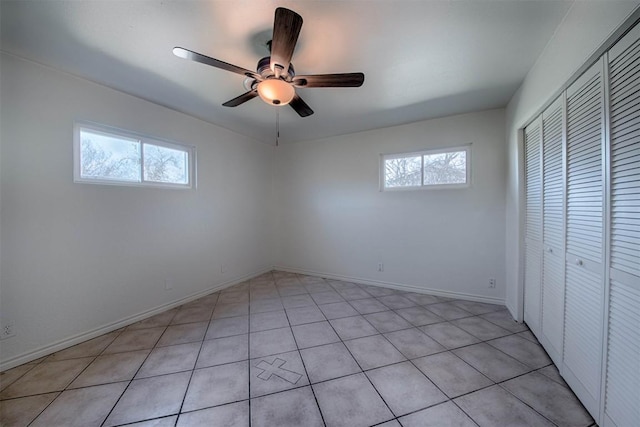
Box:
164 278 173 291
489 278 496 288
378 263 384 272
0 320 16 340
221 263 228 274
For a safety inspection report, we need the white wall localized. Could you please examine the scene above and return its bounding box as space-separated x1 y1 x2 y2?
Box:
504 2 639 319
275 109 506 302
0 54 274 367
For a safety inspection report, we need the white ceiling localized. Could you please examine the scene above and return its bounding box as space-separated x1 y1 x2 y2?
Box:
1 0 574 144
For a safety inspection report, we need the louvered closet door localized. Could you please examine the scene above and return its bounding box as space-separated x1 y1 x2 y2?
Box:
524 119 543 334
541 97 565 365
563 59 606 419
604 25 640 427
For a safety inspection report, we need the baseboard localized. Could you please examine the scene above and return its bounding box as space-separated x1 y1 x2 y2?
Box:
505 298 521 322
274 265 505 306
0 266 272 371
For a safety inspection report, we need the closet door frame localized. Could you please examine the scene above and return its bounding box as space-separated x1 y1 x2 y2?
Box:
599 49 612 427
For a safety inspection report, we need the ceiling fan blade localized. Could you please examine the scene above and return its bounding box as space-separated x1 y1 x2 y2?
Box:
222 90 259 107
173 47 260 79
293 73 365 88
270 8 303 76
289 94 314 117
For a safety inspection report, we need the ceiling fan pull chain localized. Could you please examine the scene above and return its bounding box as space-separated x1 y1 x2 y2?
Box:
276 108 280 147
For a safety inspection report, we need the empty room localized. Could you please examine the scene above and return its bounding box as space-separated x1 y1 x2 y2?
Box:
0 1 638 426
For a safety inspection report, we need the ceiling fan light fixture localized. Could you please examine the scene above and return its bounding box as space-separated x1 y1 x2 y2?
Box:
257 78 295 106
174 8 363 117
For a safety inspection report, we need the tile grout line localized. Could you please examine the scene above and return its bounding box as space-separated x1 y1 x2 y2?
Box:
246 274 263 427
173 295 219 427
443 328 561 427
364 315 481 425
0 360 42 395
3 326 128 400
495 381 563 427
0 365 37 399
280 298 328 427
492 360 590 427
24 391 63 427
23 329 129 427
386 316 554 427
318 294 399 426
97 302 182 427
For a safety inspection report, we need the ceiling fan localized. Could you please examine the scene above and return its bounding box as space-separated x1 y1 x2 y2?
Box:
173 7 364 117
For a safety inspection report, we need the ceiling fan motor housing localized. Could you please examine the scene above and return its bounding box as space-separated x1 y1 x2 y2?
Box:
257 56 295 80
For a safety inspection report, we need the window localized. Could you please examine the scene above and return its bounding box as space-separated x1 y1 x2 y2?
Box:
381 145 470 190
74 122 195 188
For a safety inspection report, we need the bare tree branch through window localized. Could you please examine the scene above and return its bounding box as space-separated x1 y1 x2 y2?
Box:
382 147 468 189
76 124 192 187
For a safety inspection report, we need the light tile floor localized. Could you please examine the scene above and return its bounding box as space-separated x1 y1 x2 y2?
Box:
0 271 594 427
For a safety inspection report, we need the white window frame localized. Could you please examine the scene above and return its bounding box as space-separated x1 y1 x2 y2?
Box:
380 144 471 191
73 121 196 189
